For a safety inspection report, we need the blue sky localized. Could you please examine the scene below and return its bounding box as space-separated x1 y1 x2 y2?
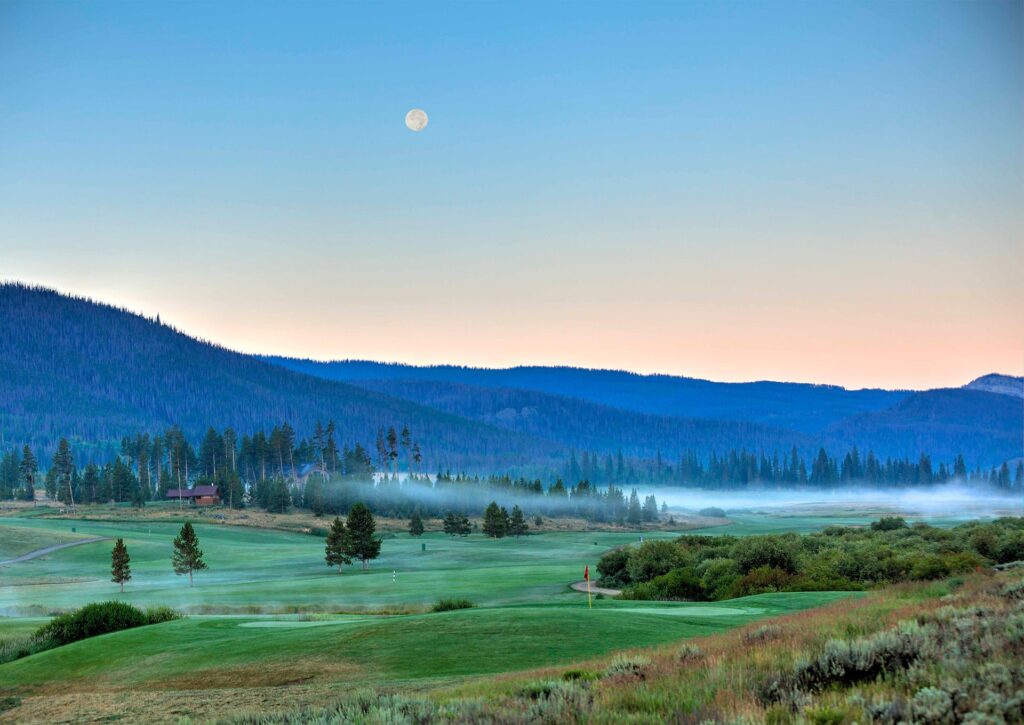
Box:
1 1 1021 388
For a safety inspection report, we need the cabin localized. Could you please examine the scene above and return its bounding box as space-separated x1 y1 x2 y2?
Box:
165 485 220 506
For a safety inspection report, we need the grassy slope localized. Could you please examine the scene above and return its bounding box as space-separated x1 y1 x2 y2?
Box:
1 593 851 694
0 513 879 722
0 524 91 560
0 518 686 613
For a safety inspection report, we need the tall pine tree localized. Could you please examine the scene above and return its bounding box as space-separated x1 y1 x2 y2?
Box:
325 517 352 573
172 522 207 586
346 502 381 569
111 538 131 592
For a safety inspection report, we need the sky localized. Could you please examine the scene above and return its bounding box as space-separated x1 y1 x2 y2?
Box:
1 0 1021 390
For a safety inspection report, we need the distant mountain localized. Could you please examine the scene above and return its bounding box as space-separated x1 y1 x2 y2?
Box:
2 284 1018 473
965 374 1024 399
348 378 813 459
268 358 1023 466
263 359 909 434
827 389 1023 467
0 284 561 470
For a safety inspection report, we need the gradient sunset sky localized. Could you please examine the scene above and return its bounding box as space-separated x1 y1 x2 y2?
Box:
2 1 1021 389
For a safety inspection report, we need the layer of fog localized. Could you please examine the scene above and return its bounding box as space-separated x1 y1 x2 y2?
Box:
651 482 1023 519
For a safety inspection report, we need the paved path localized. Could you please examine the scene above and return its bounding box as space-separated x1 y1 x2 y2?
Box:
0 537 111 566
570 579 621 596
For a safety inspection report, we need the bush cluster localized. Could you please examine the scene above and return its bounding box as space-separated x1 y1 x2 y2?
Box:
759 574 1024 722
431 598 474 613
601 517 1023 601
0 601 180 665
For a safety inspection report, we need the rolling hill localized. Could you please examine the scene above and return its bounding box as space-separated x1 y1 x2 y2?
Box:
346 378 814 459
263 358 909 434
2 284 1019 472
0 284 561 470
965 373 1024 399
268 359 1023 466
827 388 1023 468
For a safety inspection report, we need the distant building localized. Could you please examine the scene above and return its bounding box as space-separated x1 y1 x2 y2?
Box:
166 485 220 506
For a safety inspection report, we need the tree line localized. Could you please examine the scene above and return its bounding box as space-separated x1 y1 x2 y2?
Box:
562 447 1024 490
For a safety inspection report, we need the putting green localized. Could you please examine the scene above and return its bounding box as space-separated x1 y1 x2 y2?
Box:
238 619 367 628
615 605 761 616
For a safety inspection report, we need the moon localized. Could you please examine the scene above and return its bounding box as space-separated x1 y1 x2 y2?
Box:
405 108 428 132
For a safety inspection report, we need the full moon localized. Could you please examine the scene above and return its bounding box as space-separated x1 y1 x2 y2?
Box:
405 108 428 132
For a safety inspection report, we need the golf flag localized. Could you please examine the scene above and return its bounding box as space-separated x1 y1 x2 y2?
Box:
584 565 592 609
584 565 589 581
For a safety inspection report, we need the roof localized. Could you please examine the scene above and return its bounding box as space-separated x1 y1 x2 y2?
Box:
165 487 218 497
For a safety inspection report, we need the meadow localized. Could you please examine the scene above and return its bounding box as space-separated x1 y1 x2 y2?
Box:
0 506 1009 723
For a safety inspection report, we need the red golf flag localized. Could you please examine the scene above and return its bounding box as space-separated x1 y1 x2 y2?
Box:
584 565 589 581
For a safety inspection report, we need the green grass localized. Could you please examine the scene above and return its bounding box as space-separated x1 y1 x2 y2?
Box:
0 592 852 692
0 518 682 613
0 511 865 719
0 522 92 560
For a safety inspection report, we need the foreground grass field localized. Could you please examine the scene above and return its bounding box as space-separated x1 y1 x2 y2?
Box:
0 516 689 614
1 508 1008 723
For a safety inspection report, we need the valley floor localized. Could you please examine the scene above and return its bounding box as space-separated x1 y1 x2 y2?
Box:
1 507 1017 723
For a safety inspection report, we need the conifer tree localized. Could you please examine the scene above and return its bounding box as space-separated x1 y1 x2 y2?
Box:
482 501 509 538
346 502 381 569
172 522 207 586
642 495 659 522
508 505 528 537
111 538 131 592
325 516 352 573
19 445 37 502
409 510 425 536
627 489 643 526
52 438 75 511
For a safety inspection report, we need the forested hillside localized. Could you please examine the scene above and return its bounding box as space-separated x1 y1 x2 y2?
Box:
269 358 1023 466
265 358 909 433
350 379 811 458
827 388 1023 467
0 284 560 470
2 284 1019 474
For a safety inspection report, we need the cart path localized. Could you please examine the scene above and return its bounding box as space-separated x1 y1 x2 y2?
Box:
570 580 621 596
0 537 111 566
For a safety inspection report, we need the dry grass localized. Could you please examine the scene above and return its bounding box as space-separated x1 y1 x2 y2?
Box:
3 502 717 535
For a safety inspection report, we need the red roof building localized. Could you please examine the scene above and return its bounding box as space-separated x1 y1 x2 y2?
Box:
166 485 220 506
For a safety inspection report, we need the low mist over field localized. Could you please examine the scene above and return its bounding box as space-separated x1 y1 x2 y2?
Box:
655 483 1024 520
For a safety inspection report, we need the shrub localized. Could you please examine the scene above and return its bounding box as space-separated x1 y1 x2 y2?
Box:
699 558 740 600
912 687 955 724
0 633 54 665
596 546 632 587
626 566 705 601
37 601 149 646
872 516 909 531
561 668 599 682
677 643 703 663
698 507 727 518
626 540 687 583
602 654 650 680
730 566 795 597
733 536 798 575
144 606 181 625
1001 578 1024 601
431 598 474 613
909 554 951 581
744 624 782 644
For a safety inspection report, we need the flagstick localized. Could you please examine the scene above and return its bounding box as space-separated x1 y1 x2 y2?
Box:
587 576 592 609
